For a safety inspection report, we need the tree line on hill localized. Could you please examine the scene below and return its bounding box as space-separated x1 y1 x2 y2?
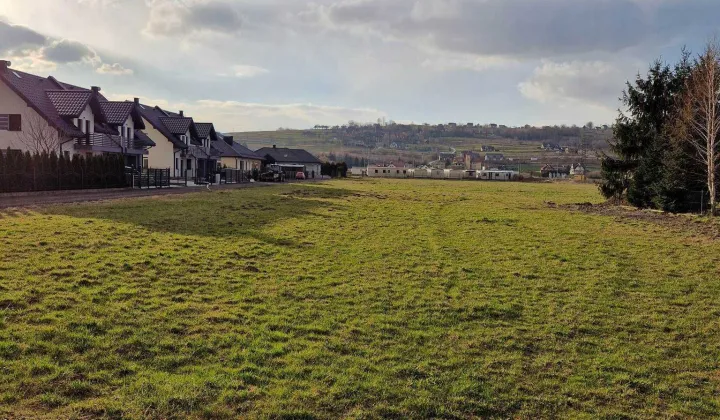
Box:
600 42 720 215
0 149 128 193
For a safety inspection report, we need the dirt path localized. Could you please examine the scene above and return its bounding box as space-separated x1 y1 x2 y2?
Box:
554 201 720 240
0 179 326 209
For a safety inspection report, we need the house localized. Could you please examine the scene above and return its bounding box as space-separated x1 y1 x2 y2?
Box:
540 164 570 179
0 60 154 166
367 166 410 178
214 133 263 171
570 163 586 176
256 145 322 179
477 170 518 181
480 145 496 152
484 152 505 162
349 167 366 177
138 105 217 180
439 151 455 160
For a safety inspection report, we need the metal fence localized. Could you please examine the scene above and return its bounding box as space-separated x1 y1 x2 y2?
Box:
129 168 171 189
220 169 249 184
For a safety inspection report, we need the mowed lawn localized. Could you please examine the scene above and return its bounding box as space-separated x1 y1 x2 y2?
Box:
1 179 720 419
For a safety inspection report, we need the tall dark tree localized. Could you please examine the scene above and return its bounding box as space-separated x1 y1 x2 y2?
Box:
600 53 692 208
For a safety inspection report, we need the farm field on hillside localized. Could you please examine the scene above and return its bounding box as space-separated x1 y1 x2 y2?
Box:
1 180 720 418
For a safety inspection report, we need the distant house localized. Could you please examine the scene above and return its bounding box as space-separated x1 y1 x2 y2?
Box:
480 145 496 152
541 164 570 179
484 152 504 162
367 166 410 178
213 133 264 171
439 151 455 160
256 145 322 178
570 163 586 176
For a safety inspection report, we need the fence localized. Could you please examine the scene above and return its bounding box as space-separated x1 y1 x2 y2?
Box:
129 168 171 189
0 150 127 193
221 169 249 184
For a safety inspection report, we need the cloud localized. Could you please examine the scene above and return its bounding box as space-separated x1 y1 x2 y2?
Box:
302 0 720 59
232 65 268 78
144 0 243 37
96 62 134 75
104 93 388 131
0 20 47 55
1 19 133 75
42 39 98 64
518 60 631 108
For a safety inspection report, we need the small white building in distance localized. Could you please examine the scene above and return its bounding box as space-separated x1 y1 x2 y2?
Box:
367 166 410 178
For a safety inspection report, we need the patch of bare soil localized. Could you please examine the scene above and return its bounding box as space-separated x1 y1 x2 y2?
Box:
551 201 720 240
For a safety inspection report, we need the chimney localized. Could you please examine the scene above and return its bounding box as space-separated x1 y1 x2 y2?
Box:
224 135 233 146
134 97 139 104
91 86 100 94
0 60 11 70
272 144 276 149
179 110 184 117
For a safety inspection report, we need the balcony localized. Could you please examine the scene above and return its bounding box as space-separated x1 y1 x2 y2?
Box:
75 133 148 155
187 145 211 159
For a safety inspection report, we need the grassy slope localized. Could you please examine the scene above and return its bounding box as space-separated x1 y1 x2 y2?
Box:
1 180 719 418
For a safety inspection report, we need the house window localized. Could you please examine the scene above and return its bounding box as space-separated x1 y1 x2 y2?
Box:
85 120 91 134
143 156 148 169
375 170 378 173
175 158 179 170
7 114 21 131
187 159 192 170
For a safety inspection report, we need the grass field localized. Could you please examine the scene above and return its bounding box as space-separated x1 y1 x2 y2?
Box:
2 179 720 418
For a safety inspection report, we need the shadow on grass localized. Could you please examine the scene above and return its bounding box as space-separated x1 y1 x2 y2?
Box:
34 184 354 246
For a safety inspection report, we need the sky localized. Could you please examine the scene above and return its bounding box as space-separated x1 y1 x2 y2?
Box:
0 0 717 132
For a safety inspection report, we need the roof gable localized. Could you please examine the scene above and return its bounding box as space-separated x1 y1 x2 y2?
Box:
159 117 193 135
255 147 321 164
0 67 85 137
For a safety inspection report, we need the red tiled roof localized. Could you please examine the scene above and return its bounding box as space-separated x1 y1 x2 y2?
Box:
159 117 193 135
99 101 134 125
195 122 215 139
45 90 92 117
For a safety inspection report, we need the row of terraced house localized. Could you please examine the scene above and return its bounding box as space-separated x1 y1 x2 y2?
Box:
0 60 322 186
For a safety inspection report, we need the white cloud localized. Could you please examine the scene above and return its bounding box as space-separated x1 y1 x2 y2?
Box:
421 52 515 72
104 93 388 131
96 62 134 75
518 60 628 107
232 65 268 78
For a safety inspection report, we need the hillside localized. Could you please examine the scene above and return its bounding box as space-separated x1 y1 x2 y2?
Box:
228 125 612 173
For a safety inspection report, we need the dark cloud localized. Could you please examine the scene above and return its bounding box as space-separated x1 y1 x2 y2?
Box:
188 2 243 31
145 1 242 36
310 0 720 58
0 21 47 55
42 39 97 63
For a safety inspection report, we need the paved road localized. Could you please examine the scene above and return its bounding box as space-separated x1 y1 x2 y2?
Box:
0 179 325 209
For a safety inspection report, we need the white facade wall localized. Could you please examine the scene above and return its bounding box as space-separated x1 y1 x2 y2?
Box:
142 117 177 174
367 166 410 178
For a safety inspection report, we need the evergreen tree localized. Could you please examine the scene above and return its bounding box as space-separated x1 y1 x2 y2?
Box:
600 54 691 208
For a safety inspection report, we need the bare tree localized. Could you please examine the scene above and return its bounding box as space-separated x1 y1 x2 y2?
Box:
675 40 720 215
14 111 71 155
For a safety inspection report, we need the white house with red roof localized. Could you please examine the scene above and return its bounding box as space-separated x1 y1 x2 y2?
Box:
0 60 154 168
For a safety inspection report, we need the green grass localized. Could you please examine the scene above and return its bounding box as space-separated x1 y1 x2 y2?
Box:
1 179 720 418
